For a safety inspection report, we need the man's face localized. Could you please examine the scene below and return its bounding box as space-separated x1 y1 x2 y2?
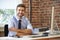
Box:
16 7 25 17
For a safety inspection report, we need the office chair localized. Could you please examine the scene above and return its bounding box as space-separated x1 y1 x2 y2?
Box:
4 24 9 36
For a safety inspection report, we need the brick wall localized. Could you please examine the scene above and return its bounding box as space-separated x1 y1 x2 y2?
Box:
22 0 60 28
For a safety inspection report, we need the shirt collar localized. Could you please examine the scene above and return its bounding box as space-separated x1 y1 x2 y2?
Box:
15 15 23 21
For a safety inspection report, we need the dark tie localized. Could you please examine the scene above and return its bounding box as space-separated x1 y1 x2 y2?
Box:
18 20 21 29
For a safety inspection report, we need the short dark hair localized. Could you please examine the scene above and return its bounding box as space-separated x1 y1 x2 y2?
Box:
16 4 25 8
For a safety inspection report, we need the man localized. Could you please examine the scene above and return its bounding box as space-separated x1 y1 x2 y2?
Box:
8 4 33 37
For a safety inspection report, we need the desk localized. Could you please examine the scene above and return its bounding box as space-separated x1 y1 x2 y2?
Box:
0 34 60 40
0 35 60 40
0 26 60 40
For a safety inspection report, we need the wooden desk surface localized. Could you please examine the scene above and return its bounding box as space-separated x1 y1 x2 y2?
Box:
0 35 60 40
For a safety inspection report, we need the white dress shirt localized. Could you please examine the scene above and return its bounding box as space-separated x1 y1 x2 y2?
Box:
8 15 33 37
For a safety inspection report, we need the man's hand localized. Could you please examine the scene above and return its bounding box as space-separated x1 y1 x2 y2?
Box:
16 33 27 37
23 29 32 34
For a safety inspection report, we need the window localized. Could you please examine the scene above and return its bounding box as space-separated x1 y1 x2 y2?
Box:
0 0 22 24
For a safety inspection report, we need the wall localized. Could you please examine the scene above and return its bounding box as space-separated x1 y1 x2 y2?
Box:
22 0 60 29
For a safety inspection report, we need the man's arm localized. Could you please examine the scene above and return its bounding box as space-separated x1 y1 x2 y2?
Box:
8 27 32 36
17 29 32 37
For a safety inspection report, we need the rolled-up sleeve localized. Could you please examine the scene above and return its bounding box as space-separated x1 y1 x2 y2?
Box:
26 18 33 33
8 19 14 28
27 23 33 31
